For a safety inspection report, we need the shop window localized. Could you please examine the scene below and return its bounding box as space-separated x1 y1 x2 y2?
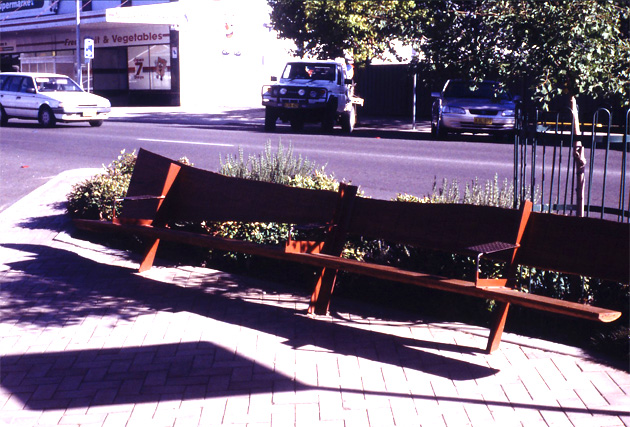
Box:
93 47 128 91
128 45 171 91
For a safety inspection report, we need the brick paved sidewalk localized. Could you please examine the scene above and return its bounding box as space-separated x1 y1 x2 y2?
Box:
1 170 629 427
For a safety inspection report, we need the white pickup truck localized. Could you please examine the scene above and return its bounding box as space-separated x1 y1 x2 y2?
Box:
261 59 364 133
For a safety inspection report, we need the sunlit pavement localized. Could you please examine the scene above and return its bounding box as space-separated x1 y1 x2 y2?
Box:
1 169 628 426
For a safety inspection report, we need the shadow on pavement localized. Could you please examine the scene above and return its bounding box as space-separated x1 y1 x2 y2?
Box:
3 242 629 420
1 242 499 408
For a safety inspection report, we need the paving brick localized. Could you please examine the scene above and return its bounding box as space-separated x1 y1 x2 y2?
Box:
3 169 630 427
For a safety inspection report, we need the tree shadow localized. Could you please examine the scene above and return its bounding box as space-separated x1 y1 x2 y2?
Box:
1 341 298 410
0 242 498 384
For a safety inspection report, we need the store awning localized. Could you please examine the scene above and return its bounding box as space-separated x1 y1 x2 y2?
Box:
0 2 186 34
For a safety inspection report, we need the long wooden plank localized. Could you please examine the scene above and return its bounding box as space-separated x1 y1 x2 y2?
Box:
73 219 621 323
517 212 630 284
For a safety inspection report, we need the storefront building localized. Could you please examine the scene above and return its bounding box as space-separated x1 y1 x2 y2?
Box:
1 0 292 108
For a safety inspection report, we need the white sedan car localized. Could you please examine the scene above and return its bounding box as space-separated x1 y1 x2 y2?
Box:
0 72 111 127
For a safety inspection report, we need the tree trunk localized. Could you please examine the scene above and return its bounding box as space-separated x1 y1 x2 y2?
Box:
571 96 587 217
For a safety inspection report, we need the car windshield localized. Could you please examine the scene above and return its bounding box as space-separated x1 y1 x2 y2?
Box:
35 77 83 92
282 63 335 81
444 81 510 100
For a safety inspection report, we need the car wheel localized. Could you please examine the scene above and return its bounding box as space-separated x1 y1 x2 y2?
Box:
264 107 277 131
38 106 56 127
0 105 8 127
89 120 104 127
290 118 304 131
341 105 356 133
434 117 446 139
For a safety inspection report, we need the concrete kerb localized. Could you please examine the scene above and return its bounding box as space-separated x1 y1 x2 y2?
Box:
1 170 629 427
108 105 432 132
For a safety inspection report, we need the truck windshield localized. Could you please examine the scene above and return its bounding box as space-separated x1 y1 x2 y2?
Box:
282 63 336 81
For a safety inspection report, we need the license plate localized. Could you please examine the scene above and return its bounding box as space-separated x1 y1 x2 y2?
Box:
284 103 299 109
474 117 493 125
83 111 96 118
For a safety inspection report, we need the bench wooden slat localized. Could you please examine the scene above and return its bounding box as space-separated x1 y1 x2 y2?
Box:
517 212 629 284
74 219 621 324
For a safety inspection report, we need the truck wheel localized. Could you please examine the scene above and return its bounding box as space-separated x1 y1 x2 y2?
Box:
38 106 56 127
264 107 277 131
321 111 335 132
290 118 304 131
341 105 356 133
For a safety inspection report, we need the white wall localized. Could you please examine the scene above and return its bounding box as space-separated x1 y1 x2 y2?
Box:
178 0 294 109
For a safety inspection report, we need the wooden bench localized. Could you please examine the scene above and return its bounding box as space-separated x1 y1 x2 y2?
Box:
74 149 626 353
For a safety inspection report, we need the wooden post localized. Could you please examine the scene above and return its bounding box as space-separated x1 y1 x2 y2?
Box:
308 183 357 315
486 301 510 353
485 200 532 352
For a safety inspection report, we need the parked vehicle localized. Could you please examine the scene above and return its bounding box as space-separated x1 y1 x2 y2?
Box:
0 72 111 127
261 59 364 133
431 79 518 138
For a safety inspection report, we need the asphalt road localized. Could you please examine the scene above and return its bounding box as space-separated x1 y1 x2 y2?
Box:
0 113 527 213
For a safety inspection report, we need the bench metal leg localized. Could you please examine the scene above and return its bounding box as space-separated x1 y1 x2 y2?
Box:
139 238 160 273
308 268 338 315
486 301 510 353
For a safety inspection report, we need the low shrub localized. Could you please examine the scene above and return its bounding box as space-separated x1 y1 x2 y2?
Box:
66 150 136 221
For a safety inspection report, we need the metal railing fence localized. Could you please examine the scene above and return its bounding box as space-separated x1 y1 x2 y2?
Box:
514 107 629 222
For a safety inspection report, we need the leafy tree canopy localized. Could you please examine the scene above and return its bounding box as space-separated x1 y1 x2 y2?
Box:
268 0 630 108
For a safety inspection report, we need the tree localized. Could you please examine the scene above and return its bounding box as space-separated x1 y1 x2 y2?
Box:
267 0 423 62
268 0 629 216
268 0 629 110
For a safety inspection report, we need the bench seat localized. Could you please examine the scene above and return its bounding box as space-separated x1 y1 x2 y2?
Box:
73 148 626 354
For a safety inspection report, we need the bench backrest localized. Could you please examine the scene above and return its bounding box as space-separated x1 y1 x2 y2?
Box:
347 197 529 254
119 148 343 227
346 197 628 284
517 213 629 283
121 149 629 284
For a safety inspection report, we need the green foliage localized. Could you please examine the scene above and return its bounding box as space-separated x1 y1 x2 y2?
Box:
209 142 341 253
268 0 630 108
396 174 515 207
220 141 321 185
66 150 136 221
66 151 191 222
267 0 423 61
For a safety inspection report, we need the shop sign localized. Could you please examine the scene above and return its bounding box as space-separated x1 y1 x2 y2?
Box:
0 39 17 53
106 2 186 25
61 27 170 49
0 0 58 19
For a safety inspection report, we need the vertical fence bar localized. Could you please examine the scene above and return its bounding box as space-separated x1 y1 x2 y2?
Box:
530 111 537 208
620 109 629 222
587 109 612 218
516 107 628 222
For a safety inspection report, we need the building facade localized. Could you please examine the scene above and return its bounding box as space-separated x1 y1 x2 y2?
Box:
1 0 293 108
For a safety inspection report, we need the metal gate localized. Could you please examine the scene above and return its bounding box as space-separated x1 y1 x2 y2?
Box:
514 107 629 222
